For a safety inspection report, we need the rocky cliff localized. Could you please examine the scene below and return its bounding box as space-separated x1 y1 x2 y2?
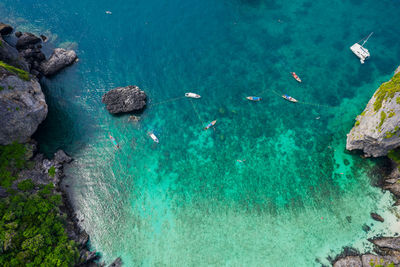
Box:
346 68 400 157
0 23 77 145
0 65 47 144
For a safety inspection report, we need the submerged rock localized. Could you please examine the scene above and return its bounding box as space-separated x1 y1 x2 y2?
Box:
0 66 47 145
108 257 122 267
370 212 384 222
346 70 400 157
0 23 13 36
40 48 77 76
102 85 147 114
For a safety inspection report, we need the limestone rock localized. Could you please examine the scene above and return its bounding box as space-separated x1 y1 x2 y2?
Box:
78 230 89 247
346 71 400 157
40 48 77 76
0 23 13 36
54 150 72 164
333 256 362 267
102 85 147 114
361 254 398 266
371 237 400 251
0 67 47 145
396 66 400 75
16 32 41 50
0 35 29 71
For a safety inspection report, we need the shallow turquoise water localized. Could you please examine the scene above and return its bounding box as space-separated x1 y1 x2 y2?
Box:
2 0 400 265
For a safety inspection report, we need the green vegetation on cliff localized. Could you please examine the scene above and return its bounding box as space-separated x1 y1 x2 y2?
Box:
388 149 400 166
373 73 400 111
0 61 30 81
0 143 79 266
0 142 28 189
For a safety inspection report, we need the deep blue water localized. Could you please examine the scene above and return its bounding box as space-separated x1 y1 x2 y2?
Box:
2 0 400 265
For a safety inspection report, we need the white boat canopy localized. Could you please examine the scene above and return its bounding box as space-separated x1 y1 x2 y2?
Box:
350 32 373 64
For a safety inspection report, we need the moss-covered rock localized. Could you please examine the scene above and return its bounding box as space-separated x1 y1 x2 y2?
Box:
347 68 400 157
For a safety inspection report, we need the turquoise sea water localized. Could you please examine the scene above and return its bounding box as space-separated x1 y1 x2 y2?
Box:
2 0 400 265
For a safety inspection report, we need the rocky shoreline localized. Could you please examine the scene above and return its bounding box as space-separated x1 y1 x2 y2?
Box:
0 23 121 266
332 68 400 266
332 161 400 267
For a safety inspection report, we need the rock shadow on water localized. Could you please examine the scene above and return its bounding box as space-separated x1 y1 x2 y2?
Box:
33 82 97 157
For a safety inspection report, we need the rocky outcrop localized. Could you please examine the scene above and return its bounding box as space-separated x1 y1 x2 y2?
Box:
395 66 400 75
40 48 77 76
346 70 400 157
0 66 47 145
0 23 13 36
0 24 78 77
102 85 147 114
0 35 29 71
15 32 41 50
333 256 362 267
370 237 400 251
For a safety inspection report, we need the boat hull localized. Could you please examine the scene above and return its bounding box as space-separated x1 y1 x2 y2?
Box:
291 72 302 83
246 96 262 101
185 93 201 98
282 95 298 103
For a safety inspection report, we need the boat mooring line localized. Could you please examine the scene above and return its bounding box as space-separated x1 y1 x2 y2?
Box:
189 98 205 127
148 96 186 107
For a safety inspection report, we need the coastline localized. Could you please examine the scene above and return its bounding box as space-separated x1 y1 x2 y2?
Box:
0 22 121 266
332 158 400 266
333 68 400 266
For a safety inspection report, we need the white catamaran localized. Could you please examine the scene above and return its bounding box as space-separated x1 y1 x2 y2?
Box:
350 32 373 64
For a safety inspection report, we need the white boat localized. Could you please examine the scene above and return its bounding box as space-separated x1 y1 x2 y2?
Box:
350 32 373 64
105 11 112 14
148 132 159 143
185 92 201 98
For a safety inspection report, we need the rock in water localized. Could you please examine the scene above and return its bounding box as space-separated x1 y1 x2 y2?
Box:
0 66 47 144
370 212 384 222
346 70 400 157
40 48 77 76
16 32 41 50
108 257 123 267
102 85 147 114
0 23 13 35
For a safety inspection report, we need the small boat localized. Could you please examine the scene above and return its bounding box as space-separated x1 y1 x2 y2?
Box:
148 132 159 143
291 72 302 83
185 92 201 99
246 96 262 101
205 120 217 130
108 133 119 149
282 94 298 103
350 32 373 64
105 11 112 14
